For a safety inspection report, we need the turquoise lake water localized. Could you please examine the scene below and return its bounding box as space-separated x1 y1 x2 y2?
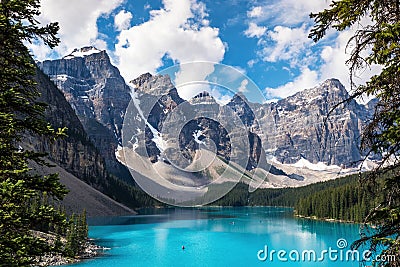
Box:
71 207 368 267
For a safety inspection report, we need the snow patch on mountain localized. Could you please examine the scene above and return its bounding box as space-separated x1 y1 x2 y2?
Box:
63 46 102 59
289 157 341 171
193 130 205 145
130 88 166 152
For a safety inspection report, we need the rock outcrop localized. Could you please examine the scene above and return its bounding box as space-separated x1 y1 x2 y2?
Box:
33 69 107 188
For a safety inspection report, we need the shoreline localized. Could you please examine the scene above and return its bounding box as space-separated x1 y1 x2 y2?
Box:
39 207 361 266
33 239 108 266
294 214 359 224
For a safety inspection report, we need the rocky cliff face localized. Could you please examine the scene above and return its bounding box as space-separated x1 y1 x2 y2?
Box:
33 68 107 188
226 92 255 127
253 79 367 166
30 68 154 211
38 47 131 178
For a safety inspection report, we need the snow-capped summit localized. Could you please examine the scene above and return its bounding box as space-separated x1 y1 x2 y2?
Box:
63 46 102 59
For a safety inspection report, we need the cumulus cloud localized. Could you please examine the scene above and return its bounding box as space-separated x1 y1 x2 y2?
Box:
247 6 263 18
264 29 352 100
318 32 352 88
265 67 319 99
31 0 123 60
174 63 216 100
240 1 338 100
114 0 225 100
114 10 133 31
319 27 381 95
244 22 267 38
262 24 312 65
253 0 332 26
244 0 378 99
265 25 381 100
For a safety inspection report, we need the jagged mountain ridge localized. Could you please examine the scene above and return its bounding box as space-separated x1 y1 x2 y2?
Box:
128 75 264 172
119 73 375 202
252 79 368 166
129 74 379 201
39 47 375 191
130 74 370 168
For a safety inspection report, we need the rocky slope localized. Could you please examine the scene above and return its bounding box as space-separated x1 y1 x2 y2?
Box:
30 159 135 217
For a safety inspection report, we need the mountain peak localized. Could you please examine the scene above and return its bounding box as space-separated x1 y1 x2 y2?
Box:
226 92 254 126
318 78 350 100
63 46 102 59
321 78 347 92
130 73 175 97
130 73 153 88
189 91 217 105
280 78 349 107
193 91 211 99
323 78 342 85
231 92 249 103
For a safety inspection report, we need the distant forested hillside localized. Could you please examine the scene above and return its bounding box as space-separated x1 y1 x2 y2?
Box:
211 173 381 223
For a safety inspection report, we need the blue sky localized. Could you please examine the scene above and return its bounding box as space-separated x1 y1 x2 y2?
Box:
30 0 379 103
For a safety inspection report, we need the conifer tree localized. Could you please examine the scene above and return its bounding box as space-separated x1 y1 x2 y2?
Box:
310 1 400 265
0 0 70 265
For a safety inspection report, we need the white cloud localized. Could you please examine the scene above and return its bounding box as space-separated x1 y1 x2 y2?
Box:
238 79 249 92
318 33 351 88
211 88 233 105
262 24 312 65
243 0 334 94
247 59 257 68
264 29 353 100
265 24 381 100
252 0 332 26
114 10 133 31
318 27 381 96
247 6 263 18
249 0 374 100
265 67 319 99
30 0 123 61
29 40 53 60
244 22 267 38
114 0 225 99
174 63 216 100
